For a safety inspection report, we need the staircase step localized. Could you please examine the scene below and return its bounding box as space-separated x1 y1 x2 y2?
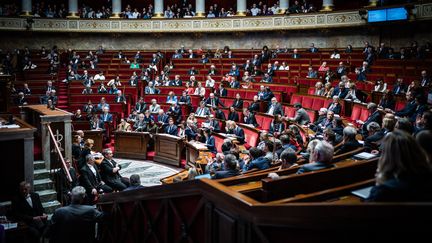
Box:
42 200 61 214
38 189 58 203
34 178 54 191
34 160 46 170
34 169 50 180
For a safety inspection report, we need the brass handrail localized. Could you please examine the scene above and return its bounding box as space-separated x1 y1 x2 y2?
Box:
46 123 72 182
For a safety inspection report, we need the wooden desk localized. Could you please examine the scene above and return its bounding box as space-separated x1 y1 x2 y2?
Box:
185 141 210 172
114 131 150 160
154 134 183 167
0 116 36 200
23 105 73 169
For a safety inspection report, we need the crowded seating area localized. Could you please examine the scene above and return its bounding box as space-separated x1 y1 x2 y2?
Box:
1 1 432 242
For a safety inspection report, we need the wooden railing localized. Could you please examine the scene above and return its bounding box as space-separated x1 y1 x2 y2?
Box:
98 173 432 242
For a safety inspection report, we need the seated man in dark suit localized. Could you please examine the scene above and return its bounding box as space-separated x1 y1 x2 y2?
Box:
243 147 271 172
225 121 245 144
243 108 258 127
164 118 178 135
11 181 47 243
100 149 130 191
134 97 146 113
206 114 221 132
49 186 104 243
248 95 260 113
212 154 240 179
267 97 284 116
205 93 225 108
185 120 200 141
80 154 113 204
227 106 239 122
363 122 385 152
385 91 418 120
392 78 407 95
297 140 334 174
359 102 382 138
334 126 362 155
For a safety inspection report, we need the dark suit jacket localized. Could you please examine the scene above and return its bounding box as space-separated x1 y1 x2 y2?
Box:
244 113 258 127
332 87 348 99
232 99 243 109
205 97 224 107
185 127 198 141
80 164 103 193
100 159 122 186
165 124 178 135
11 193 45 224
367 176 432 202
100 113 113 123
209 119 221 132
205 136 216 153
248 102 260 113
227 127 245 144
135 102 146 113
50 204 104 243
395 101 417 118
228 112 239 122
335 140 362 155
269 122 285 135
297 161 334 174
178 96 191 106
218 88 228 97
267 103 283 116
212 169 240 179
361 111 382 134
215 110 226 120
327 103 342 115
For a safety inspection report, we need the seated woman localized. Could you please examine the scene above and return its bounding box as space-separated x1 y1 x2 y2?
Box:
323 82 334 99
166 91 178 104
367 129 432 202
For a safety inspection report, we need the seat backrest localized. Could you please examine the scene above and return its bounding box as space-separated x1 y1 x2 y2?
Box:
214 135 225 153
307 87 315 95
359 107 369 122
255 114 273 130
311 97 325 111
290 94 303 105
302 96 314 109
243 128 259 147
307 110 317 123
350 105 362 121
283 106 296 118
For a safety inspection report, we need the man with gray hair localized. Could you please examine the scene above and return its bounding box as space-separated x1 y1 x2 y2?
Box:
49 186 104 243
335 126 362 155
100 149 130 191
297 140 334 174
360 102 382 138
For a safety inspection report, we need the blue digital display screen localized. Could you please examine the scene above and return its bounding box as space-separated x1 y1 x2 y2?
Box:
368 9 387 22
386 7 408 21
368 7 408 23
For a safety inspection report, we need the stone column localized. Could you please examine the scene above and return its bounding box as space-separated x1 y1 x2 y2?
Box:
64 120 72 162
41 122 51 169
111 0 122 18
321 0 334 11
24 137 34 188
237 0 246 16
67 0 79 18
154 0 164 18
21 0 32 16
195 0 205 17
279 0 289 14
368 0 378 7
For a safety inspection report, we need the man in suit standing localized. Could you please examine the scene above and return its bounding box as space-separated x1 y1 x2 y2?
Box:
287 103 310 125
80 154 113 204
49 186 104 243
100 149 130 191
267 97 283 116
11 181 47 243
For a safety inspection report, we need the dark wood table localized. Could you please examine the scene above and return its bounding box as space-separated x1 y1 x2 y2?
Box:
154 134 184 167
114 131 150 160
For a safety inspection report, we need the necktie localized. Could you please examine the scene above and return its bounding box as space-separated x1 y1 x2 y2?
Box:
212 99 215 107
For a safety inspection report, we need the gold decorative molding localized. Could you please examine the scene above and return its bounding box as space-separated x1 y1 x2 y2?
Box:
0 3 431 33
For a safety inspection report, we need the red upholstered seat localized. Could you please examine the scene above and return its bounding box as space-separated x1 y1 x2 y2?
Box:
395 100 407 111
214 135 224 153
243 128 259 147
255 114 273 131
307 87 315 95
302 96 314 109
359 108 369 122
284 106 296 118
311 98 325 111
350 105 363 122
307 110 317 123
290 94 302 105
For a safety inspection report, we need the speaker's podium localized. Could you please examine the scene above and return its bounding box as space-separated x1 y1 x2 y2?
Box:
114 131 150 160
154 133 183 167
